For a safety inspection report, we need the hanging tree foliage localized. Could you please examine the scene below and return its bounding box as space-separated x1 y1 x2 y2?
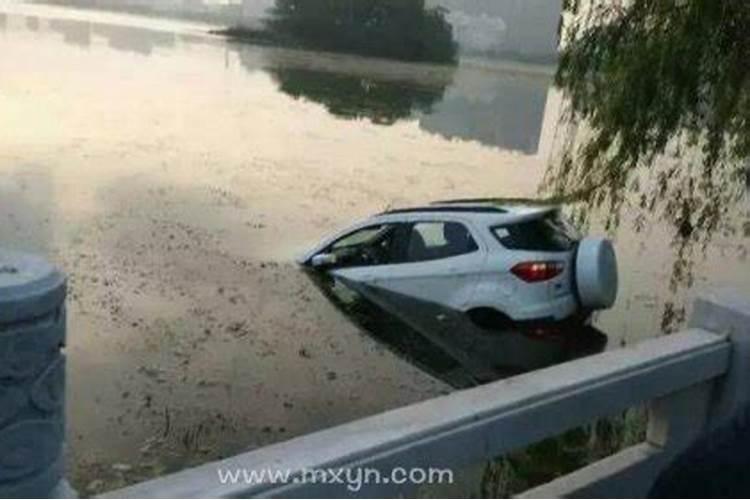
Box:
549 0 750 323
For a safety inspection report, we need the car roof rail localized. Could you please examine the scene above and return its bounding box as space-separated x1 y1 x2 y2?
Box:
381 206 507 215
431 198 501 205
432 197 559 206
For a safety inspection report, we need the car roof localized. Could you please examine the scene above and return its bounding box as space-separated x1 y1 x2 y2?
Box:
378 200 559 223
431 197 561 212
298 201 560 264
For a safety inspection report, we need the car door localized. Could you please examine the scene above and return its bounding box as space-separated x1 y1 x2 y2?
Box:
332 220 484 310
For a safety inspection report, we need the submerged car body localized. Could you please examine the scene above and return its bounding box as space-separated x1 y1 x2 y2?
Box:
305 270 609 387
299 201 618 326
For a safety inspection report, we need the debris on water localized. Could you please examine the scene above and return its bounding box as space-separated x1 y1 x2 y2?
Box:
326 371 337 381
138 365 165 380
86 479 105 493
197 379 220 388
112 463 132 472
139 436 163 455
226 321 248 337
298 347 312 359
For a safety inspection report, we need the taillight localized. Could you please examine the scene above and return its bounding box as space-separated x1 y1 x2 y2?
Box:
511 261 564 283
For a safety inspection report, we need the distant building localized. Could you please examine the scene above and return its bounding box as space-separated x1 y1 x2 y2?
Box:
427 0 561 62
239 0 273 28
241 0 274 20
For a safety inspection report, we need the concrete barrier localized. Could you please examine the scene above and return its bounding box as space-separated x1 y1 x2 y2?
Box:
0 250 68 498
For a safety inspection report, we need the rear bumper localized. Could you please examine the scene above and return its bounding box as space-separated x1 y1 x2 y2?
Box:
507 294 579 322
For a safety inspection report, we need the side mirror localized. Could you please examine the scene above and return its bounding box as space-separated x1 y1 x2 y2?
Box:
311 253 337 268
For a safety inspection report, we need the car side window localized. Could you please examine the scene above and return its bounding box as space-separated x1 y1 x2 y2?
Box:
326 224 408 267
404 222 478 262
331 225 389 250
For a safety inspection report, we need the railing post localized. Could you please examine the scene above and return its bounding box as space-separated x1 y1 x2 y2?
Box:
638 291 750 495
689 290 750 428
647 382 713 450
0 250 71 498
638 379 715 496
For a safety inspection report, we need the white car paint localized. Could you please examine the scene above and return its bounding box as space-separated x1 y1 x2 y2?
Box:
300 202 616 323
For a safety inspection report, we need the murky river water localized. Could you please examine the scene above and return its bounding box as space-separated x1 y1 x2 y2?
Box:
1 2 748 494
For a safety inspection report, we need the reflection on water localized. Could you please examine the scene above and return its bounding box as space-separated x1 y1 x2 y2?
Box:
92 23 174 55
46 16 176 54
4 10 553 154
25 15 39 32
248 42 552 152
267 67 447 126
420 70 550 154
260 58 552 153
49 17 91 47
307 272 607 388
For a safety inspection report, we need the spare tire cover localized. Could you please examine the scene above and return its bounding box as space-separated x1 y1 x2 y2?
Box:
576 237 618 309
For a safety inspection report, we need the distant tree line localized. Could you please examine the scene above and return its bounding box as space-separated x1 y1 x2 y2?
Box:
223 0 457 64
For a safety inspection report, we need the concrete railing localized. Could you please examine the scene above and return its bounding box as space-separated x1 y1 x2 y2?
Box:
104 291 750 499
2 251 748 498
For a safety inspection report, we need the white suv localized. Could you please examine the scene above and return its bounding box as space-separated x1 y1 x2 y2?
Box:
299 201 618 328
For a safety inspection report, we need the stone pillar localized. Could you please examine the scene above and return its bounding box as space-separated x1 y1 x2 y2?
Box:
0 250 68 498
689 290 750 429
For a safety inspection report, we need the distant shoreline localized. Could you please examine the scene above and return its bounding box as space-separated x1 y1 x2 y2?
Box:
23 0 558 73
213 25 461 66
214 24 559 68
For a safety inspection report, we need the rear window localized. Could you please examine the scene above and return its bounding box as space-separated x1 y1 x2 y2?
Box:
492 213 579 252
